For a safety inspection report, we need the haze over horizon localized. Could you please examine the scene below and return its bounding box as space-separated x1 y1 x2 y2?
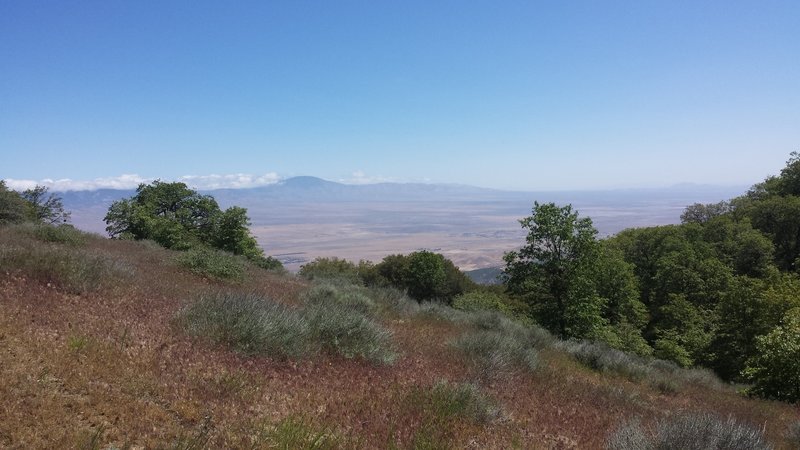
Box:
2 2 799 190
2 172 752 193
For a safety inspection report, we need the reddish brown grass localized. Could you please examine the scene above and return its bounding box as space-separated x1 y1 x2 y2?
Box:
1 232 798 449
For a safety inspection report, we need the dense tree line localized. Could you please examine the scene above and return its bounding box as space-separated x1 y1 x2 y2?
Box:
504 153 800 401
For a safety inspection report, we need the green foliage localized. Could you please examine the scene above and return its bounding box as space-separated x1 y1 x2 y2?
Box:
104 180 280 268
301 280 423 321
178 292 311 358
606 412 773 450
0 180 34 225
776 151 800 196
175 247 246 281
465 309 555 349
305 301 396 365
743 307 800 402
597 153 800 391
249 254 285 271
680 201 731 224
177 291 395 364
504 202 599 337
653 335 694 368
452 290 515 316
505 202 649 351
748 195 800 272
211 206 263 259
21 185 70 224
0 226 131 294
410 380 500 424
371 251 474 303
559 339 723 392
27 223 88 246
452 329 539 381
707 276 789 380
298 257 362 284
302 282 377 315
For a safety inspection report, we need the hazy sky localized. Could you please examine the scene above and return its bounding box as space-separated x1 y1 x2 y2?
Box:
2 1 798 191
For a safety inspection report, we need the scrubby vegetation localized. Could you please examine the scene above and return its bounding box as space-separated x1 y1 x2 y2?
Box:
605 412 773 450
175 247 247 281
299 250 475 303
178 290 396 364
2 217 799 448
3 154 800 447
0 224 130 294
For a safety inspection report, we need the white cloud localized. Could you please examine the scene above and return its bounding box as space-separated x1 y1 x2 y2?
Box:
179 173 282 190
4 172 283 192
338 170 396 185
4 174 151 191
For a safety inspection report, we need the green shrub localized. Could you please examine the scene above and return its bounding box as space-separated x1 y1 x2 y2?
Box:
302 282 377 315
0 240 131 294
681 367 725 390
606 412 772 450
452 290 514 315
653 337 694 368
416 380 500 424
367 286 420 317
605 419 650 450
466 310 554 350
298 257 362 284
417 302 469 323
178 292 311 358
305 302 396 365
452 330 538 381
136 239 165 250
743 307 800 402
301 281 422 322
175 247 246 281
557 340 724 392
22 223 88 246
250 254 284 271
559 340 651 381
178 292 395 364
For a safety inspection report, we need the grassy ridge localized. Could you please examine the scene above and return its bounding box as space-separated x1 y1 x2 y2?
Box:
1 225 799 448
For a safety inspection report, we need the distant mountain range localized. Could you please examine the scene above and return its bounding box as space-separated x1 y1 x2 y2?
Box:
57 177 749 271
59 176 747 209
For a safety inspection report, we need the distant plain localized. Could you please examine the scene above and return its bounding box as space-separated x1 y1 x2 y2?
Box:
63 179 746 271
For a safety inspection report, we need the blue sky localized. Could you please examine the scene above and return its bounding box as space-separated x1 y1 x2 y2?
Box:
1 1 798 191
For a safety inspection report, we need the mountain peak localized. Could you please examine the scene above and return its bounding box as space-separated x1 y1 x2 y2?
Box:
279 176 340 189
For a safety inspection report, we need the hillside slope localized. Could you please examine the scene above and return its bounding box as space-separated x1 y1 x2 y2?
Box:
0 225 798 449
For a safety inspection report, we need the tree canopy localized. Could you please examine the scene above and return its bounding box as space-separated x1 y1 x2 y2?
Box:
21 185 70 224
0 182 69 226
372 251 474 303
104 180 280 268
504 202 648 351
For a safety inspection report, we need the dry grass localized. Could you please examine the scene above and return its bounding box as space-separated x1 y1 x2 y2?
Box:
1 228 799 449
